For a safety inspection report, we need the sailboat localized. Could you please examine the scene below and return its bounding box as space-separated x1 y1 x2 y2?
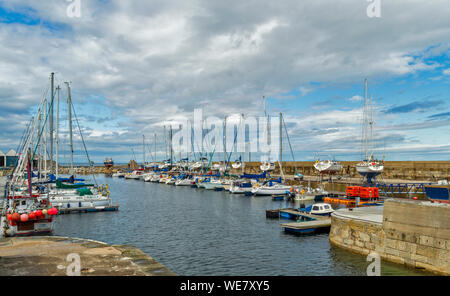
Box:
314 159 342 174
1 76 59 237
355 79 384 183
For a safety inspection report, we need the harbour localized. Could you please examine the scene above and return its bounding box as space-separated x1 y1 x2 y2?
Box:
45 174 434 276
1 1 449 282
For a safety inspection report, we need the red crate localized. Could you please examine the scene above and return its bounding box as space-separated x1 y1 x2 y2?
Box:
346 186 360 197
360 187 379 199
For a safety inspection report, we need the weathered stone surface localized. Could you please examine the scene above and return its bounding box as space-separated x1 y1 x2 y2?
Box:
0 236 176 276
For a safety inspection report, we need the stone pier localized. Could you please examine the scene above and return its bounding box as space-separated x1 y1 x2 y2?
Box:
0 236 176 276
329 199 450 275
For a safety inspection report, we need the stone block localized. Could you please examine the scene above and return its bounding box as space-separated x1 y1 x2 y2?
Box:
419 235 434 247
433 238 446 250
416 245 438 259
359 232 370 242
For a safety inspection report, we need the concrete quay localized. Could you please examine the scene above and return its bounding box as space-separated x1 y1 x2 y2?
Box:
329 199 450 275
0 236 176 276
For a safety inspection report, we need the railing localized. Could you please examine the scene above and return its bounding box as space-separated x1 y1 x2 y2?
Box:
376 183 434 196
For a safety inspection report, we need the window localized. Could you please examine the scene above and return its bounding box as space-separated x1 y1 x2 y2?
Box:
312 206 319 211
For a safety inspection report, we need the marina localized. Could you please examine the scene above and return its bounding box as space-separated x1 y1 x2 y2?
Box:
49 174 433 276
0 1 449 280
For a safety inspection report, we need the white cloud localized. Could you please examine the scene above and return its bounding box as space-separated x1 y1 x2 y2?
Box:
348 95 363 102
1 0 450 161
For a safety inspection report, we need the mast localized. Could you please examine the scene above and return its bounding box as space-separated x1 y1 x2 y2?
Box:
279 112 283 163
154 133 157 163
169 125 173 165
56 86 60 178
364 79 369 161
44 98 47 180
241 113 245 174
50 72 54 173
186 120 189 161
143 134 145 166
369 95 374 160
223 116 226 165
164 125 167 161
179 124 182 164
65 82 74 176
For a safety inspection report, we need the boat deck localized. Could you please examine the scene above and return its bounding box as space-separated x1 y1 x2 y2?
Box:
57 204 119 214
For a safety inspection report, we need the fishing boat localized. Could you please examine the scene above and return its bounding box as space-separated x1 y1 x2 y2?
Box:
356 79 384 183
104 158 114 168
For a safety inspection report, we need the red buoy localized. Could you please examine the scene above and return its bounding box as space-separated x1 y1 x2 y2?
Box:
29 212 36 220
413 196 418 200
7 214 12 221
35 210 43 217
20 214 29 222
11 213 20 222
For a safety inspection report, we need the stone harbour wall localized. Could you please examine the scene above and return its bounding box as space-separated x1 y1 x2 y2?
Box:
329 199 450 275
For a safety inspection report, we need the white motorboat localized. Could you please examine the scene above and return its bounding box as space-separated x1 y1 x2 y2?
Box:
309 203 334 216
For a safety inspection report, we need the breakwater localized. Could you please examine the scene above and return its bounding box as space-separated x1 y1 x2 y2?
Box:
49 161 450 182
329 199 450 275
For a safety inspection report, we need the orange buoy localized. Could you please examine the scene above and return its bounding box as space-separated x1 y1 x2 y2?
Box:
20 214 29 222
7 214 12 221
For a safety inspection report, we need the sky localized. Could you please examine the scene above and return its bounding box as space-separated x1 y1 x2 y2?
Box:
0 0 449 164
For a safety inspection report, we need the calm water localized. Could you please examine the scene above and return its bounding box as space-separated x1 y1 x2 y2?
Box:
53 175 429 276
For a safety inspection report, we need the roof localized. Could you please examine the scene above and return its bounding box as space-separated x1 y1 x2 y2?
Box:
0 150 5 156
6 149 18 156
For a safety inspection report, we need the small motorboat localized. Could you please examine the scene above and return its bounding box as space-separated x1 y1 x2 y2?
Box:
309 203 334 216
